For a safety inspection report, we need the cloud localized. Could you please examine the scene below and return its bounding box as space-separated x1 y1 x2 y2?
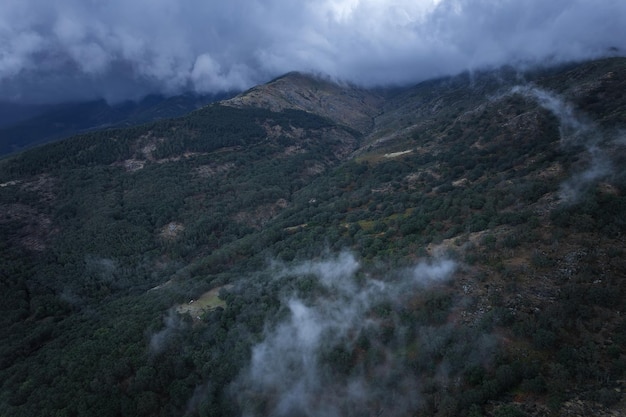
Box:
149 308 187 355
559 145 612 203
190 54 251 93
232 252 469 417
511 86 614 203
511 85 591 143
0 0 624 103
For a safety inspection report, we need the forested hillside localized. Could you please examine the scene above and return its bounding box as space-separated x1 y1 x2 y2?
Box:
1 57 625 417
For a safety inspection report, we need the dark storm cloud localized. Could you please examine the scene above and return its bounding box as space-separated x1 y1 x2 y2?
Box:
1 0 624 103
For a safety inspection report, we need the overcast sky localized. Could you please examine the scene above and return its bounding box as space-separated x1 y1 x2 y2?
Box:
1 0 624 103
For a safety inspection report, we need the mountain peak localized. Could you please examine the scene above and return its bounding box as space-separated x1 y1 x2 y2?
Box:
222 71 384 134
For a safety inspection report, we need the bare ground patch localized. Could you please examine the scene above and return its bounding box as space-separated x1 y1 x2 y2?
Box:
384 149 412 158
195 162 235 178
160 222 185 239
118 159 145 172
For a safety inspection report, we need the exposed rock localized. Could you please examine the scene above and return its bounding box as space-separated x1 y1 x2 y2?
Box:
160 222 185 239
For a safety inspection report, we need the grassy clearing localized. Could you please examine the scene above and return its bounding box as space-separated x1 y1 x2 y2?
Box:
176 285 231 317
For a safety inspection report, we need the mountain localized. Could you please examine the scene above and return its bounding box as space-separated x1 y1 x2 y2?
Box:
223 71 385 134
0 57 625 417
0 92 236 156
0 102 53 129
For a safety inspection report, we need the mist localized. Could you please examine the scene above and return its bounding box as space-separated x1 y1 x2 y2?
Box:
511 86 614 203
1 0 624 103
149 308 188 355
229 252 496 417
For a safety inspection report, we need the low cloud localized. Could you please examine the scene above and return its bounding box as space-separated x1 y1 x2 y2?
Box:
511 85 592 144
559 145 612 203
230 252 495 416
0 0 624 103
511 86 614 203
84 255 119 283
149 308 187 355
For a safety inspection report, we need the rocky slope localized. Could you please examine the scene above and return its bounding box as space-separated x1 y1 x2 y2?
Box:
222 71 385 134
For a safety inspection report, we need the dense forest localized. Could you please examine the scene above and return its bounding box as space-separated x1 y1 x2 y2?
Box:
1 57 625 417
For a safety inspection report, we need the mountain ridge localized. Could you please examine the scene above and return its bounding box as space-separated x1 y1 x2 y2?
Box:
221 71 385 134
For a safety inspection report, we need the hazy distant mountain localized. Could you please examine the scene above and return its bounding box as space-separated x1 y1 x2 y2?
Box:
1 57 625 417
0 102 54 128
0 92 237 156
